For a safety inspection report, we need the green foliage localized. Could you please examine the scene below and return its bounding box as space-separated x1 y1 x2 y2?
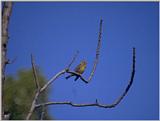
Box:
4 68 51 120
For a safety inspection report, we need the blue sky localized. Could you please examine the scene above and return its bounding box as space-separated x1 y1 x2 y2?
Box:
6 2 158 120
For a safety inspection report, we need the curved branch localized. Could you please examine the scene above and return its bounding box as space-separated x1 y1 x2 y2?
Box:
35 48 136 109
40 69 66 93
112 47 135 106
88 19 103 82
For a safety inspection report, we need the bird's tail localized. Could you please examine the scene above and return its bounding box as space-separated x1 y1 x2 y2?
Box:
65 74 74 79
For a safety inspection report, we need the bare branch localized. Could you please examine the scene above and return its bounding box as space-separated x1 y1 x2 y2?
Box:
35 47 136 109
112 47 135 106
40 69 66 93
67 51 79 69
88 19 103 82
31 54 40 90
26 91 39 120
26 54 41 120
35 100 113 108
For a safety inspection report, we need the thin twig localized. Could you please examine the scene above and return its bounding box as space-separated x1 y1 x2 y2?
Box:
31 54 40 90
35 47 136 109
5 56 17 65
67 51 79 69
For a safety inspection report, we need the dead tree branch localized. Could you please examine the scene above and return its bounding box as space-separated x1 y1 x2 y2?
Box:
40 69 66 93
31 54 40 90
66 19 103 83
67 50 79 69
88 19 103 82
35 47 136 109
26 90 39 120
2 2 13 119
26 51 78 119
26 69 67 119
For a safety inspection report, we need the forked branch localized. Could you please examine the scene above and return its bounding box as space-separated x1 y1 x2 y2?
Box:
26 51 78 119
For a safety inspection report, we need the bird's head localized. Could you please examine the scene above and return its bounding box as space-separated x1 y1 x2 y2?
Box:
81 60 87 66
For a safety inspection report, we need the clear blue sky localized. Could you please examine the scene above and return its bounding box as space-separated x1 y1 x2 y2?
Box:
6 2 159 120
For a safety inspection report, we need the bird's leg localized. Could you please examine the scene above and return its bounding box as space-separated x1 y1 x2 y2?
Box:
74 76 80 81
65 74 74 79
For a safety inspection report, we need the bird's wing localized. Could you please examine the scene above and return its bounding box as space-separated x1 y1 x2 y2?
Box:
74 63 82 73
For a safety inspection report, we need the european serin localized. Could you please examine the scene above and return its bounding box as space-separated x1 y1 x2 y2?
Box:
66 60 87 81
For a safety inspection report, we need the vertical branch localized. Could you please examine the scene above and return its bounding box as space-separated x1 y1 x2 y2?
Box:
88 19 103 82
2 2 13 119
31 54 40 90
27 55 41 120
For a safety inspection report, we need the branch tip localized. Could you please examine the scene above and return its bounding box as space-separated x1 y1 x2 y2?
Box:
31 54 40 90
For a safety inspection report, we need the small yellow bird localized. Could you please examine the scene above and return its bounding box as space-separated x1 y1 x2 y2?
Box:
66 60 87 81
